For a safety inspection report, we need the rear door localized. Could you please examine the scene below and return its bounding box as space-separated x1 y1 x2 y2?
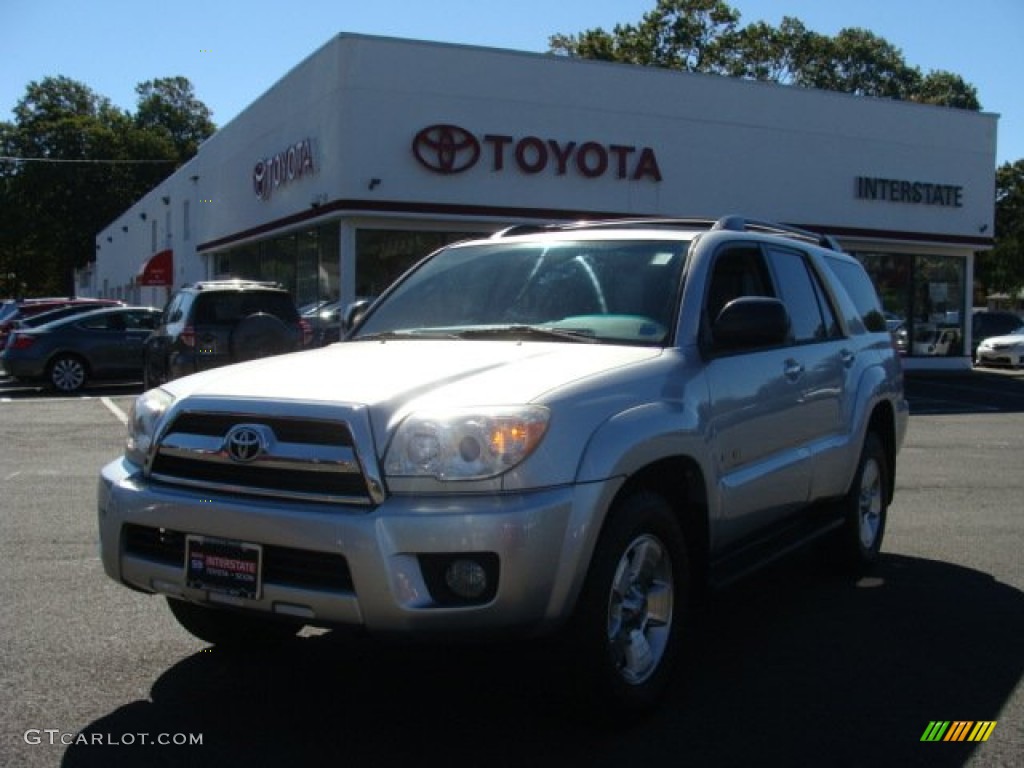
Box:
763 246 850 500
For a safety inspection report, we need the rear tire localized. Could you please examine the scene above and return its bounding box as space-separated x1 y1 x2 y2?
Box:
48 354 87 393
569 490 688 720
834 432 889 573
165 597 299 647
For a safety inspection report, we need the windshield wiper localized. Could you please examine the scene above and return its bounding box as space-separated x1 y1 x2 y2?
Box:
353 330 461 341
457 325 599 343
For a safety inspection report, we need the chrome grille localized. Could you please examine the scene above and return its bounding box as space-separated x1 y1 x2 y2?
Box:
148 408 379 505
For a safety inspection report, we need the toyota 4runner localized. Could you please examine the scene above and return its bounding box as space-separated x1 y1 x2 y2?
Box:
142 279 311 389
99 216 908 715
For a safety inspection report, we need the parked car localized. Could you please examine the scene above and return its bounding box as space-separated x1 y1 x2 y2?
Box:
4 301 127 342
142 280 312 389
2 306 161 392
0 297 122 348
884 314 909 355
98 216 907 717
971 310 1023 359
305 298 376 346
302 299 342 347
975 328 1024 368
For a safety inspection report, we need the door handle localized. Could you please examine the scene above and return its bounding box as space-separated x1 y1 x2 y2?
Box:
840 349 856 368
784 359 804 380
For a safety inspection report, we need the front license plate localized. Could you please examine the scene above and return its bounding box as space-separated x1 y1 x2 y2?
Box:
186 536 262 600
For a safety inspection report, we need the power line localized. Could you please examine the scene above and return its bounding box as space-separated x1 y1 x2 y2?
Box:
0 156 176 165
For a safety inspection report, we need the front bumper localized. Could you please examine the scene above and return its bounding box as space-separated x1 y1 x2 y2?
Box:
975 349 1023 367
98 457 606 637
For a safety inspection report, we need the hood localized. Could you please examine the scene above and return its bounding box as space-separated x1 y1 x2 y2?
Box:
979 333 1024 346
163 338 663 433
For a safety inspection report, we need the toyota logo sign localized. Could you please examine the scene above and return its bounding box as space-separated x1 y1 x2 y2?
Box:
411 123 662 182
412 124 480 175
224 424 268 463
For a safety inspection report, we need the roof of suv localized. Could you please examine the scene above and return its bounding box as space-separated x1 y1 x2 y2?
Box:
489 215 844 252
181 279 288 293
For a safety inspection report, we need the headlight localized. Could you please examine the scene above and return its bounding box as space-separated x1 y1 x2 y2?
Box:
125 388 176 465
385 406 549 481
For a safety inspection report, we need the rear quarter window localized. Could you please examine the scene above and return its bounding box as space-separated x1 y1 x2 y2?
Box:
822 255 886 333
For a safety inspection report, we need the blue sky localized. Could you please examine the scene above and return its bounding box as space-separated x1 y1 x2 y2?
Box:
4 0 1020 165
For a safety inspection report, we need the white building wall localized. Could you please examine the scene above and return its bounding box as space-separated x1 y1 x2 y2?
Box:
92 33 997 304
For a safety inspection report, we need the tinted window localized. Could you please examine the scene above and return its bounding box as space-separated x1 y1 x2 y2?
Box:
79 313 125 331
126 311 158 330
163 293 185 324
193 291 298 325
823 255 886 332
768 247 833 343
705 246 775 323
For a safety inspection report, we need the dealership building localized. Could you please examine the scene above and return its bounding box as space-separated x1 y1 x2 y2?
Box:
86 33 998 369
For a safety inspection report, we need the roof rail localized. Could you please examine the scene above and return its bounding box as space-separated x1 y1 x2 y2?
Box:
490 218 718 237
711 216 843 251
192 278 285 290
487 216 843 251
490 224 549 238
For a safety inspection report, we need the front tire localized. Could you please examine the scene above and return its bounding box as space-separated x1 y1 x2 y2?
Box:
48 354 87 393
570 490 688 718
165 597 299 647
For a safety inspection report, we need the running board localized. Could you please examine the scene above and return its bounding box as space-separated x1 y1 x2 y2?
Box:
708 510 844 589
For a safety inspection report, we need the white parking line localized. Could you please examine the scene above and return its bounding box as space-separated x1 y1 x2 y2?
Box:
101 396 129 426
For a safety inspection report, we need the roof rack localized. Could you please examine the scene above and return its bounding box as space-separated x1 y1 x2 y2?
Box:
490 218 717 238
711 216 843 252
191 278 285 290
489 216 842 251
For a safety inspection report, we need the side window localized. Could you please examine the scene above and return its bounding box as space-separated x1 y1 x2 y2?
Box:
126 312 157 330
80 313 122 331
822 256 887 333
163 294 185 324
705 246 775 323
767 247 836 343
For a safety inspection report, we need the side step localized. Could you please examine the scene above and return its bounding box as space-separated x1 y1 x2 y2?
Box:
708 508 844 589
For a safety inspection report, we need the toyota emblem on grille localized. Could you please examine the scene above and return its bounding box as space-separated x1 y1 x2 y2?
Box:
412 124 480 175
224 425 266 463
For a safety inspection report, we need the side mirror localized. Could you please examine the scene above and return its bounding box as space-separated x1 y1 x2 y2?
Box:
712 297 790 351
341 299 372 335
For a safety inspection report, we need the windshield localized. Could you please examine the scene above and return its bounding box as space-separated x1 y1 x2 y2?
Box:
353 239 687 346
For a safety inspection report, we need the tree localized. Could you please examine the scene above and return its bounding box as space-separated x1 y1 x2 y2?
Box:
549 0 981 110
134 76 215 161
0 75 213 296
913 71 980 110
550 0 741 72
977 161 1024 299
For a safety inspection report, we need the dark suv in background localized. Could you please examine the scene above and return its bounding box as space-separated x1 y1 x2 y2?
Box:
143 280 311 389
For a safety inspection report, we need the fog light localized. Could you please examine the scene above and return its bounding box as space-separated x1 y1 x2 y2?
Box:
444 559 488 600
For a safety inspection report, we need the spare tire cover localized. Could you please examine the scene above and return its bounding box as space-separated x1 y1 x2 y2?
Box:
230 313 294 362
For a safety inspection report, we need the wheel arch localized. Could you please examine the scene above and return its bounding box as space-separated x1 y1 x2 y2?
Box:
612 456 710 586
865 400 897 505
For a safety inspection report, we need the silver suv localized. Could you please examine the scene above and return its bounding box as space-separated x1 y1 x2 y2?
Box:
99 217 908 715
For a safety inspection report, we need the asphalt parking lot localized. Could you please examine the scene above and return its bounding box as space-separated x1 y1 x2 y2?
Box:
0 368 1021 767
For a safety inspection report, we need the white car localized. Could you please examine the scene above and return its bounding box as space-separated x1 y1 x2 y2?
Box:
975 329 1024 368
